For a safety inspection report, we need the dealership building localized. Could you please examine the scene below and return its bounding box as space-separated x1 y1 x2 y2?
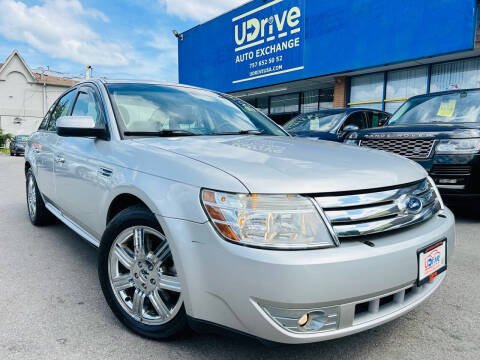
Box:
178 0 480 124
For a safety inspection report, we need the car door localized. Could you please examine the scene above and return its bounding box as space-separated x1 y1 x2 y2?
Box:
53 85 111 238
35 90 77 202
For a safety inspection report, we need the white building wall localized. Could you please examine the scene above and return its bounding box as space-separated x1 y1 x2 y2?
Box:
0 54 70 136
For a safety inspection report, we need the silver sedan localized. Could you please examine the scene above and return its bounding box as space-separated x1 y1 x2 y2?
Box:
24 79 455 344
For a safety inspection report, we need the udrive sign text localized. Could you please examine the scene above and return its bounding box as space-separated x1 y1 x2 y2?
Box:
231 0 305 84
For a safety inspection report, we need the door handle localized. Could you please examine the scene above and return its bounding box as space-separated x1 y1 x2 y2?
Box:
55 155 65 164
98 167 113 177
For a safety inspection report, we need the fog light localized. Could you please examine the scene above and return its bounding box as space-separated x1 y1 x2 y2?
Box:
298 313 309 327
260 303 339 334
299 311 329 332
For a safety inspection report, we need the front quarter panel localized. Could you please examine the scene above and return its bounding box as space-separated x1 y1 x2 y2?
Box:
88 140 249 238
25 132 41 177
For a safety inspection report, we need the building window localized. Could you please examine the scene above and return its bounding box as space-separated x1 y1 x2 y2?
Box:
319 88 334 109
300 89 334 113
270 93 300 115
385 66 428 113
349 73 384 110
430 58 480 93
301 90 319 113
257 97 269 115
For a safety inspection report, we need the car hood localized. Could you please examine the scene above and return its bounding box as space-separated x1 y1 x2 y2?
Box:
132 136 426 194
357 123 480 139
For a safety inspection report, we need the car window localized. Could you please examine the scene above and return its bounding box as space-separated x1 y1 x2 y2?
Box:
366 111 389 128
284 112 343 131
106 83 286 136
389 90 480 125
378 112 390 126
47 90 77 131
342 112 366 130
72 89 105 126
39 109 51 131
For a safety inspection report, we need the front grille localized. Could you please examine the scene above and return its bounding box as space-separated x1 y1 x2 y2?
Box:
352 278 439 325
314 179 441 239
430 164 472 176
360 138 435 159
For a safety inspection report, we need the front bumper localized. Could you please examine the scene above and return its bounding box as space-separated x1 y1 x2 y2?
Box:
160 208 455 344
417 154 480 200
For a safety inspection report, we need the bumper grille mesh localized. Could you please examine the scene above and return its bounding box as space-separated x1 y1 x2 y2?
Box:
430 164 472 176
360 138 435 159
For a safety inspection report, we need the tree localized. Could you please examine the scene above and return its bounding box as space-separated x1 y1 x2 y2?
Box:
0 128 13 148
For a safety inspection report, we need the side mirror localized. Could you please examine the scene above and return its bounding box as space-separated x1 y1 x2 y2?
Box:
56 116 108 140
341 124 360 139
343 124 360 132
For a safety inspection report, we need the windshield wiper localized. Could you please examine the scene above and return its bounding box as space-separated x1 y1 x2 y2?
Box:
124 130 199 137
210 130 264 136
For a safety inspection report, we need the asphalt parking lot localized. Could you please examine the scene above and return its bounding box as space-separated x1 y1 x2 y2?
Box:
0 154 479 360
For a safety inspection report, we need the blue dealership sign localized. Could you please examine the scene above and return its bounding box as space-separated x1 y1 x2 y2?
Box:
232 0 305 85
179 0 477 93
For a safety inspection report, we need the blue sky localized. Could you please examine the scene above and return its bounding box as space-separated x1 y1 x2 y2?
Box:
0 0 246 82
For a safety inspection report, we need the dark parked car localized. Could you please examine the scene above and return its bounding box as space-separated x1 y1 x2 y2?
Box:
284 108 390 142
345 88 480 211
9 135 28 156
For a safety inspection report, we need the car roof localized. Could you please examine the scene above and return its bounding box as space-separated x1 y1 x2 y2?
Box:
90 78 205 91
409 87 480 100
296 108 382 117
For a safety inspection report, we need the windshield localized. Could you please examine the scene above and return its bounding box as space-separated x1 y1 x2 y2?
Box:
388 90 480 125
283 112 344 131
106 83 287 136
16 135 28 141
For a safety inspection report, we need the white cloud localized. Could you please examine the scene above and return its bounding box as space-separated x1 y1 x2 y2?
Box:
0 0 128 66
160 0 248 22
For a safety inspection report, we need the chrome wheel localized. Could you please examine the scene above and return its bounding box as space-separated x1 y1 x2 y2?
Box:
27 175 37 218
108 226 183 325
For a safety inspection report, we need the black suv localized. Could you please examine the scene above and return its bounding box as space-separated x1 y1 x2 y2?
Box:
9 135 28 156
346 88 480 209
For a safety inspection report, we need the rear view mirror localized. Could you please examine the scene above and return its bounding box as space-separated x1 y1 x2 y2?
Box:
56 116 108 140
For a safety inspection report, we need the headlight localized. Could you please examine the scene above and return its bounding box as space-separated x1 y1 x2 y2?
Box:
201 190 334 249
427 176 445 210
435 139 480 154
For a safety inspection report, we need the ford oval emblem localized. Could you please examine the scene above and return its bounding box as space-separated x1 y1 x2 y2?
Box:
406 197 422 213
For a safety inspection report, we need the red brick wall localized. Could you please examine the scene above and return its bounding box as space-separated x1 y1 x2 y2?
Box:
333 76 348 108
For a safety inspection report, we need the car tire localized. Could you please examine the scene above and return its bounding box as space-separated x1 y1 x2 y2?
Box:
26 168 55 226
98 205 188 340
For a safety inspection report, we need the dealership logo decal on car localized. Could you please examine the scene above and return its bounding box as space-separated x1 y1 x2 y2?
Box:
424 249 442 273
